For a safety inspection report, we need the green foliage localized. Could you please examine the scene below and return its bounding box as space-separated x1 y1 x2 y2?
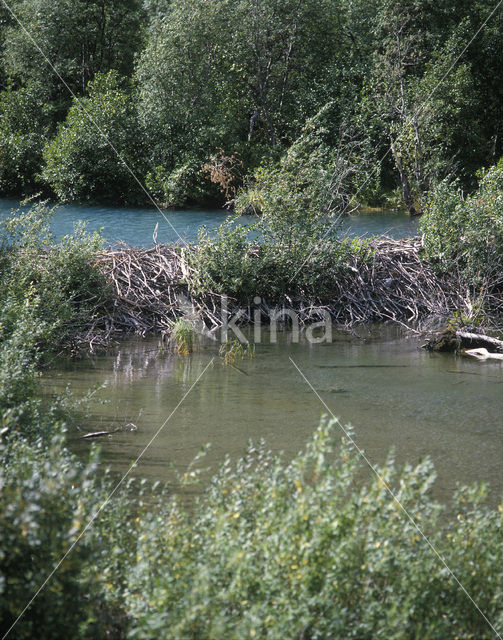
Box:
145 158 207 208
187 217 369 302
0 433 105 639
0 83 53 196
421 159 503 289
0 296 45 436
236 103 377 236
0 202 108 352
0 0 502 207
351 0 503 209
171 318 195 355
2 0 144 112
190 112 373 302
0 202 110 436
136 0 348 203
119 417 503 639
42 72 144 204
0 201 134 637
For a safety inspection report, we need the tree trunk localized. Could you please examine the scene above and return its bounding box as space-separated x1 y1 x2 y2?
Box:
390 140 417 216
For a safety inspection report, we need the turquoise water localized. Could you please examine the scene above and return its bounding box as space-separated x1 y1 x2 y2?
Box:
0 198 418 246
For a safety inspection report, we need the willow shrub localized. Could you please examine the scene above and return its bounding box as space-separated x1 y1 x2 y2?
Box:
42 71 145 205
421 159 503 289
0 203 110 437
186 218 369 302
0 433 101 639
0 202 108 352
122 417 503 640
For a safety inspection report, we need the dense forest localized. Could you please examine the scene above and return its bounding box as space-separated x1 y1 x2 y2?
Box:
0 0 502 213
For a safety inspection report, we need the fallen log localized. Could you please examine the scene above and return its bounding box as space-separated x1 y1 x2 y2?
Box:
80 423 138 439
80 430 113 439
464 348 503 361
423 329 503 353
456 331 503 352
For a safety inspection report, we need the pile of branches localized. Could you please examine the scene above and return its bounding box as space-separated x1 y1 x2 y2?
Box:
67 236 471 352
325 236 466 324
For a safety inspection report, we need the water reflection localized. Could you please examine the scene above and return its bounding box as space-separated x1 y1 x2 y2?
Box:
43 325 503 504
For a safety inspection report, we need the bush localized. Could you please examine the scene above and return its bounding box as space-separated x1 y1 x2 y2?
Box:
0 203 111 440
0 432 102 639
421 160 503 289
122 417 503 639
0 202 108 353
187 217 368 302
0 201 135 637
235 103 377 241
145 158 207 208
42 72 145 205
0 83 53 196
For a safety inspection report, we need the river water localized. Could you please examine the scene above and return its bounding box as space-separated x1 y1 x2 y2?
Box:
6 197 497 500
43 325 503 503
0 198 418 245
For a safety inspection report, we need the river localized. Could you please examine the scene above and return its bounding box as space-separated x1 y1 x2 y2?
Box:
0 198 418 245
43 325 503 504
9 197 496 502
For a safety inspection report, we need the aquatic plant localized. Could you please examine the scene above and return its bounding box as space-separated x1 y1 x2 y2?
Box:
219 337 254 366
171 318 195 355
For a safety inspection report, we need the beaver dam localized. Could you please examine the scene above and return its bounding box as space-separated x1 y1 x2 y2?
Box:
66 235 489 352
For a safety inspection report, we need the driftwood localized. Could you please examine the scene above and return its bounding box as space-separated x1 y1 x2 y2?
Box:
464 348 503 361
80 430 115 439
79 423 138 439
424 329 503 353
456 331 503 352
68 237 471 352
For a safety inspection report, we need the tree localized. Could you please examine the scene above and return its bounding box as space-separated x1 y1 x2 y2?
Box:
0 82 53 195
135 0 348 204
360 0 485 213
42 71 145 204
2 0 145 115
235 102 376 243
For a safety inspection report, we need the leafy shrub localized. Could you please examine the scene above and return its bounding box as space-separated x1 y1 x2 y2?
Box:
42 71 145 205
0 297 46 436
421 160 503 289
122 417 503 639
145 158 207 207
235 103 377 240
0 202 135 637
187 217 368 302
0 202 108 352
0 83 53 196
0 432 103 639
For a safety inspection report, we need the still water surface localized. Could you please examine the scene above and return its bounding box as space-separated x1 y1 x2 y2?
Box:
0 198 418 246
43 325 503 503
8 196 496 501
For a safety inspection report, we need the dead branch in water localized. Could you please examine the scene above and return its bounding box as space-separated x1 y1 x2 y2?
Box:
69 237 470 352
